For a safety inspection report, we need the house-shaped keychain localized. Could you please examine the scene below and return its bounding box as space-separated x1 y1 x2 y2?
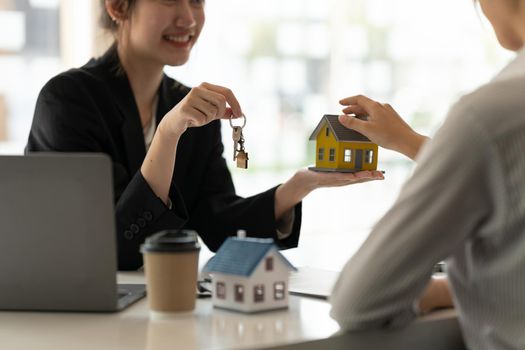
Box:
308 114 379 173
236 150 249 169
202 237 296 313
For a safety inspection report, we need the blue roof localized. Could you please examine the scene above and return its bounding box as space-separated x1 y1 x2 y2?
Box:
202 237 297 277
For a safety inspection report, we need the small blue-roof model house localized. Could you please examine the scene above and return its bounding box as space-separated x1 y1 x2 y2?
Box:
203 237 297 313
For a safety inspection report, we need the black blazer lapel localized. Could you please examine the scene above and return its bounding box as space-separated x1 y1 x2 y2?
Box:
94 47 146 176
119 91 146 177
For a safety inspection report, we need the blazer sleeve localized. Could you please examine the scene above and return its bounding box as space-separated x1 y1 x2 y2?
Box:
26 73 190 270
184 121 302 252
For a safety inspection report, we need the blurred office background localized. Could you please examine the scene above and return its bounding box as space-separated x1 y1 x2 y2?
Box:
0 0 512 269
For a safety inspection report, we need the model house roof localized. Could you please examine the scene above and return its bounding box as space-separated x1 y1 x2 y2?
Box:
202 237 297 277
309 114 371 142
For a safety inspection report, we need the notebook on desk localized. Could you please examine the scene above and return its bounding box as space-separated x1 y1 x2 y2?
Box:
288 267 339 300
288 265 448 300
0 154 145 312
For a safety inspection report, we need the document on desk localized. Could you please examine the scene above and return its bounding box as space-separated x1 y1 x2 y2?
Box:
288 267 340 300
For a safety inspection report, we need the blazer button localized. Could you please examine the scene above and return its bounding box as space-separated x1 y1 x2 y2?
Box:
124 230 134 240
137 218 146 228
143 211 153 221
130 224 140 234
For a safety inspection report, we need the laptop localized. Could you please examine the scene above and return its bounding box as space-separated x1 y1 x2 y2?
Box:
0 153 145 312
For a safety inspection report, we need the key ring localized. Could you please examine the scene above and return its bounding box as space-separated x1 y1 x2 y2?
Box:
229 114 246 129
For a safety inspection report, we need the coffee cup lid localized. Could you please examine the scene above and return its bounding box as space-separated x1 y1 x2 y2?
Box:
141 229 201 253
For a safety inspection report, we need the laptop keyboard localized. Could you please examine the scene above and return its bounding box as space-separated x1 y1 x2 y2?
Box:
116 284 147 310
117 288 130 298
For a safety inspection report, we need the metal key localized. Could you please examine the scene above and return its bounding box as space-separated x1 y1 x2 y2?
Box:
232 126 242 161
230 114 248 167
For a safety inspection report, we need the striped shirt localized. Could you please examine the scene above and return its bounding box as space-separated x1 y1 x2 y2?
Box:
330 48 525 350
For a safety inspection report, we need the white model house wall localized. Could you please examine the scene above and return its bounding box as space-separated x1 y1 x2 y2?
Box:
211 250 290 312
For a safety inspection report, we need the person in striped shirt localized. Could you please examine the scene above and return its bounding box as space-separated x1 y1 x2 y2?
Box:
331 1 525 348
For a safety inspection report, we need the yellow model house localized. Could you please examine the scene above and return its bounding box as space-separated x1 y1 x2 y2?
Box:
309 114 378 172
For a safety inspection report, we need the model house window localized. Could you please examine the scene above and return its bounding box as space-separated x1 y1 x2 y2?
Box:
216 282 226 299
235 284 244 303
329 148 335 162
325 127 330 137
365 149 374 164
254 284 265 303
318 148 324 161
274 282 285 300
344 149 352 163
265 257 273 271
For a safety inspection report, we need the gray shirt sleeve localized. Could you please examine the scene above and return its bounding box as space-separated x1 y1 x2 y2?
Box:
329 101 497 330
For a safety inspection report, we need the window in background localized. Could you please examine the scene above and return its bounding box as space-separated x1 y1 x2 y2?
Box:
168 0 510 270
0 0 101 154
0 0 512 270
0 0 61 153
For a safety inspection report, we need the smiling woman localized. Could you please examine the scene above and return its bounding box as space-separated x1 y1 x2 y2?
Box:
101 0 205 67
25 0 383 271
0 1 513 282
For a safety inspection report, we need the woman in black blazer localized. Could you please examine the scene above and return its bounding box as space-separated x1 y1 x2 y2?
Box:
26 0 383 270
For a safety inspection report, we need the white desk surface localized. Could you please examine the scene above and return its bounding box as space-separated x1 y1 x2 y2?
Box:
0 272 461 350
0 272 340 350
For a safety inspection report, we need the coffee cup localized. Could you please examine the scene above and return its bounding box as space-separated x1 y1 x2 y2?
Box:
141 229 201 314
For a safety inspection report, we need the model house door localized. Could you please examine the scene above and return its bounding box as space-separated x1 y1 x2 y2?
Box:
355 150 363 169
